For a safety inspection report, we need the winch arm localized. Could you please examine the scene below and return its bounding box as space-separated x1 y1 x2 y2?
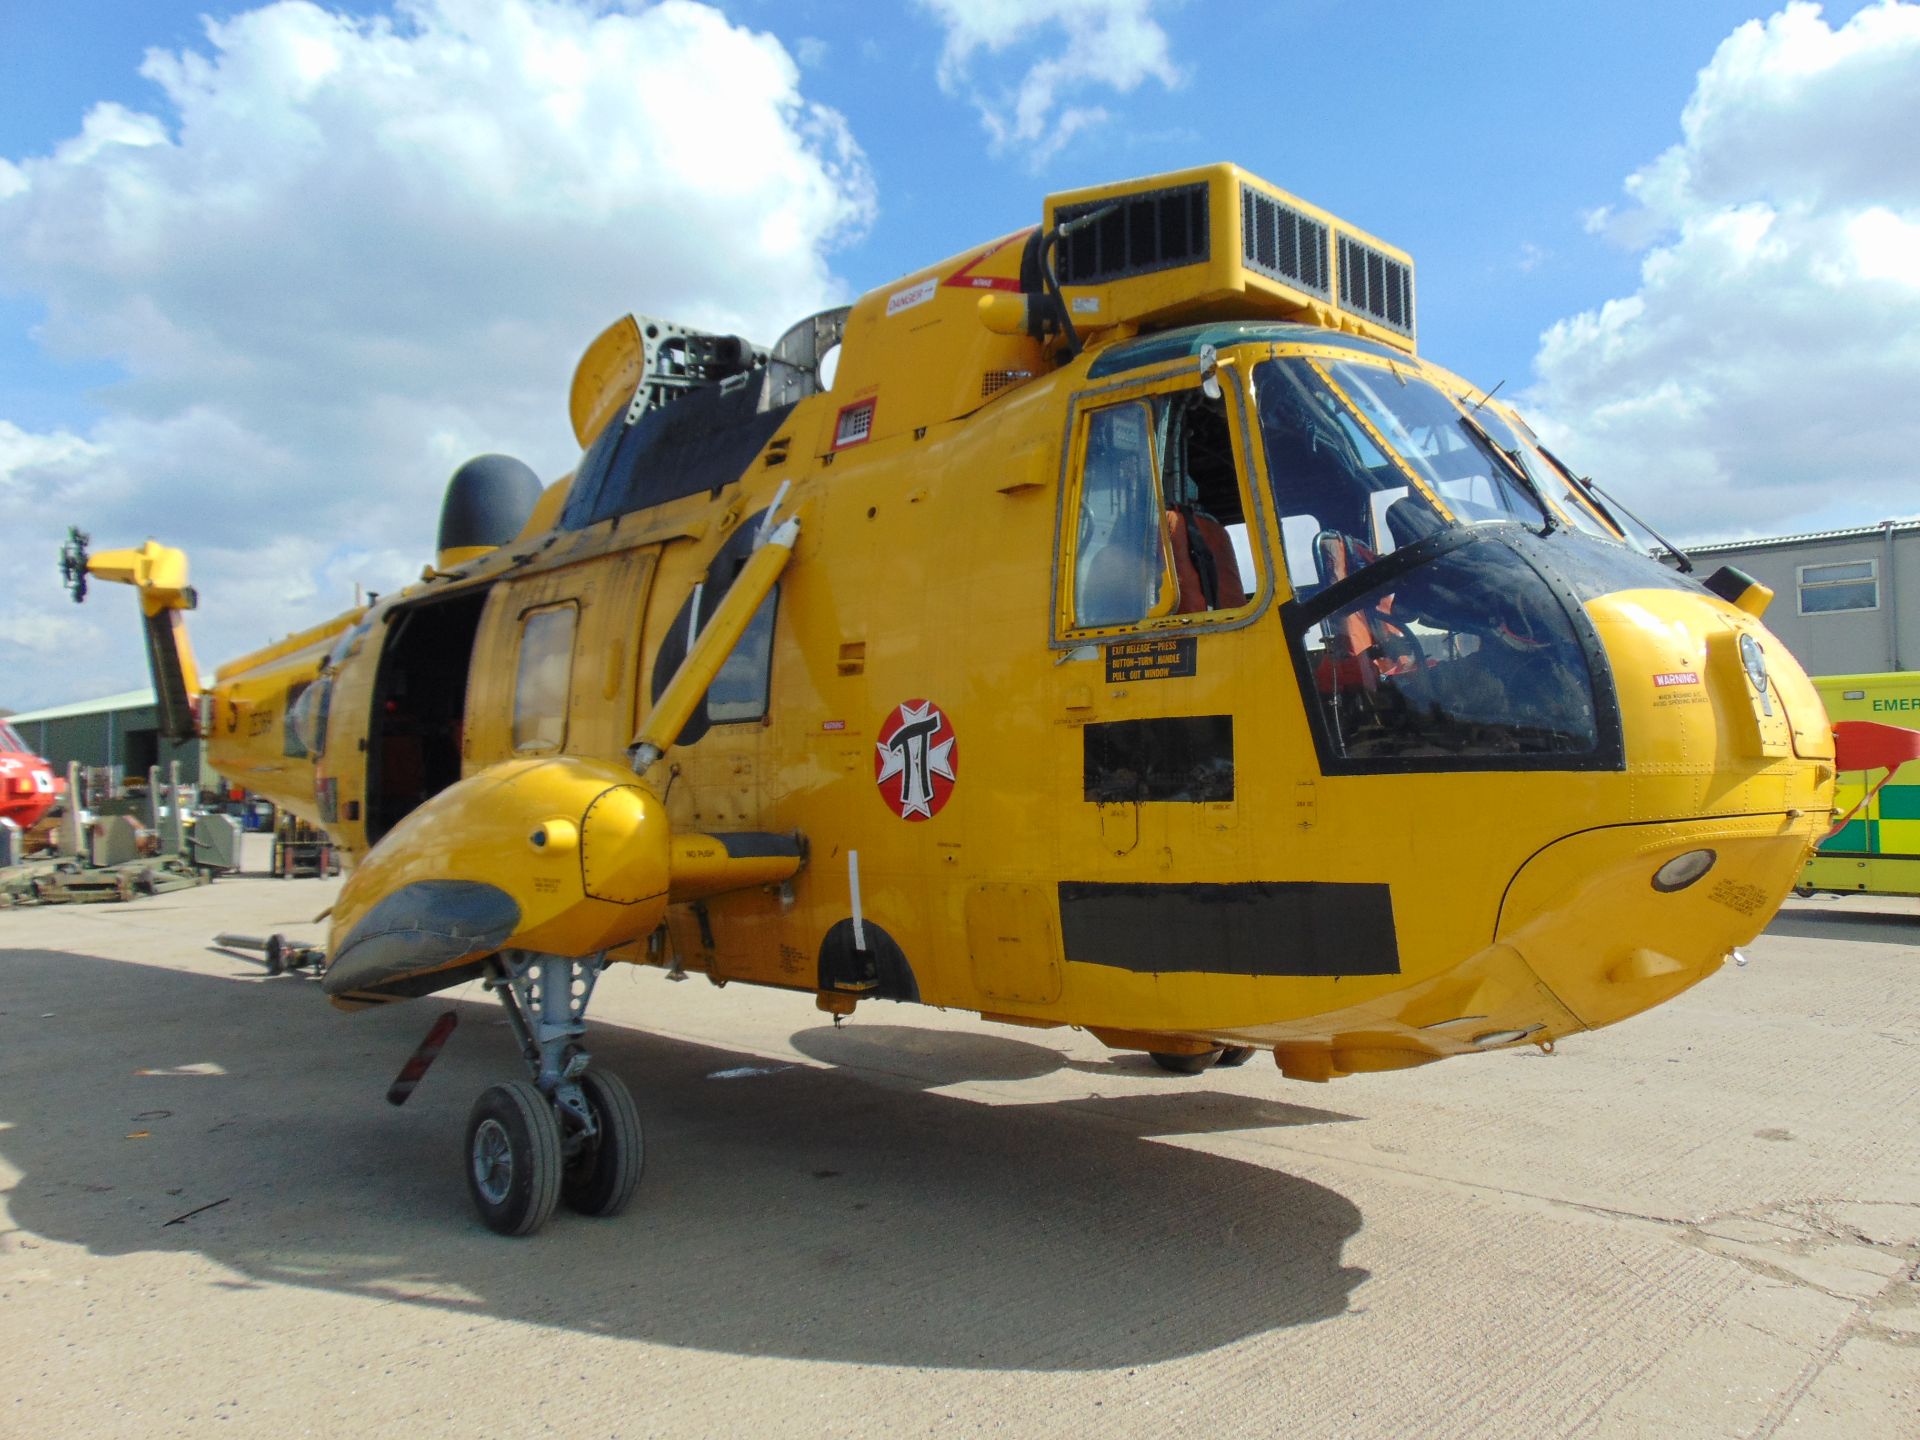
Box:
63 531 203 743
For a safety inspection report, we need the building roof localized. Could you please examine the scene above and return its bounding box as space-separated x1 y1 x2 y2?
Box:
6 684 209 725
1683 518 1920 557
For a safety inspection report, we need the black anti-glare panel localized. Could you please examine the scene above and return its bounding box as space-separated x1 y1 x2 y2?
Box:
1240 185 1330 299
1057 183 1210 285
1337 235 1414 337
1058 881 1400 977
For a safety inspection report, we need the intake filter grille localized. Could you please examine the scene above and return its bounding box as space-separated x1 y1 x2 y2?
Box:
1057 182 1210 285
1337 234 1414 337
1240 185 1330 298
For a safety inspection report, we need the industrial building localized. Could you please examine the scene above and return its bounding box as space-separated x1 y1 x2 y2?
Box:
4 687 212 795
1679 518 1917 676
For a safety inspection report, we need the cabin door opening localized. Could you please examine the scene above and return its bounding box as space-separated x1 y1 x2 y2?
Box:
366 589 490 845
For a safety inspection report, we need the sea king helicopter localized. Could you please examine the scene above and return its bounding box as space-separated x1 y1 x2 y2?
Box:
71 164 1843 1235
0 720 63 831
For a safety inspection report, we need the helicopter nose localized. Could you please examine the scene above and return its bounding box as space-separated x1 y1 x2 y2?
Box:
1491 589 1834 1030
1493 811 1816 1030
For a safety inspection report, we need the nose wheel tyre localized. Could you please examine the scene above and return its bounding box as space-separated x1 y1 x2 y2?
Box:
465 1079 563 1236
1150 1048 1224 1074
562 1068 645 1218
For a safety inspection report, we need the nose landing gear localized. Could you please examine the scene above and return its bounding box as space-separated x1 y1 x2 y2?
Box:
463 951 644 1236
1148 1045 1258 1074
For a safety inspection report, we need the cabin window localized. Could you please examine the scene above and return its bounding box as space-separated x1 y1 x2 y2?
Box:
289 676 329 759
1798 559 1877 615
1066 384 1260 634
707 590 778 723
283 681 311 758
513 604 577 752
649 508 783 744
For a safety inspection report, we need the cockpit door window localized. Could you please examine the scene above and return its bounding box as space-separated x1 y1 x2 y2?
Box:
1071 400 1168 629
1060 376 1265 639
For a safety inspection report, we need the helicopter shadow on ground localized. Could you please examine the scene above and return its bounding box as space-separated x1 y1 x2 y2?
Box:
0 947 1369 1371
789 1021 1365 1129
1763 906 1920 945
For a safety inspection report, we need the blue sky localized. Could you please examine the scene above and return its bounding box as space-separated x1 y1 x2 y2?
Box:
1 0 1858 424
2 0 1917 710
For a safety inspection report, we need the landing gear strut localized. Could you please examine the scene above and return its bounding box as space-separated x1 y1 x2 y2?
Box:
463 950 644 1236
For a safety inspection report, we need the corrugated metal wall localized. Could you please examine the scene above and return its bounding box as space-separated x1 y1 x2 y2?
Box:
1687 528 1917 677
14 703 211 790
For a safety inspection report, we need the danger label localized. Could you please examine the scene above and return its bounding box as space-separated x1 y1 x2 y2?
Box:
885 279 938 316
1654 671 1700 687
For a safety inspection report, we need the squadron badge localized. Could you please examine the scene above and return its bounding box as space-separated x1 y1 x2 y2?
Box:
874 698 958 820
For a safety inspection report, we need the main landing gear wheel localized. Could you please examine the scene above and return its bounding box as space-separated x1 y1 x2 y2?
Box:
465 1079 563 1237
562 1068 645 1218
1215 1046 1257 1068
1150 1048 1224 1074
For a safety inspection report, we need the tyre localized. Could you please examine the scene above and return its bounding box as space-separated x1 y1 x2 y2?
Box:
1149 1048 1223 1075
562 1069 644 1218
1215 1046 1257 1068
464 1080 562 1236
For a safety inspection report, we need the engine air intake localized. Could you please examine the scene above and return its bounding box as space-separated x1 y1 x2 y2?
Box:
1337 234 1414 337
1241 184 1330 299
1056 182 1211 285
1043 164 1418 354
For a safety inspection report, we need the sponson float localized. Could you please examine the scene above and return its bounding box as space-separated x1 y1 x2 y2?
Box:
76 163 1842 1234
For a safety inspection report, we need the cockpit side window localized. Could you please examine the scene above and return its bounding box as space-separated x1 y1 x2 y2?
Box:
1063 381 1264 637
1071 400 1168 629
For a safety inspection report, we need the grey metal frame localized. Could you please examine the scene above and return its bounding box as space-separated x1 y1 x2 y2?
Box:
484 950 606 1144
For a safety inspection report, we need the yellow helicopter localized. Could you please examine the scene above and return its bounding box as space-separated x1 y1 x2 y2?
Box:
72 163 1839 1236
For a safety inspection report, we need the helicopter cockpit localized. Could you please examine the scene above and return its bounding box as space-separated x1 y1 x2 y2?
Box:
1256 352 1671 773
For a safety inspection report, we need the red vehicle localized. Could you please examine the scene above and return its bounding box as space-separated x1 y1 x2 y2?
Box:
0 722 63 830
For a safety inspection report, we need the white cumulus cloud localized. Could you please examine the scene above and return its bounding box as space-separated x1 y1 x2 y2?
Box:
0 0 874 712
917 0 1181 164
1523 1 1920 542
